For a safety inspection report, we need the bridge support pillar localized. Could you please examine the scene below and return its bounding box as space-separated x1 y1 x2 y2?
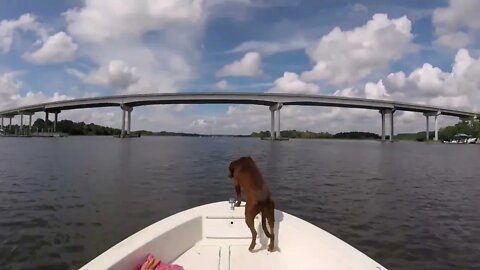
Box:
1 117 3 131
127 110 131 135
28 114 32 135
120 105 133 138
20 113 24 135
389 109 395 142
53 111 60 133
121 110 126 138
9 117 12 133
269 107 275 140
45 112 49 134
425 115 430 141
268 103 282 140
424 111 440 142
379 110 386 141
276 103 283 139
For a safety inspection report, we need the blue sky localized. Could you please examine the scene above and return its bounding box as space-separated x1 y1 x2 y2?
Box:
1 0 480 134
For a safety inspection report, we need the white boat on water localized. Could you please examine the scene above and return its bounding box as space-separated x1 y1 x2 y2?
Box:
443 133 478 144
81 200 386 270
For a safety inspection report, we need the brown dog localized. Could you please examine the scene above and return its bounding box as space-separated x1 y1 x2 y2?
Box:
228 156 275 252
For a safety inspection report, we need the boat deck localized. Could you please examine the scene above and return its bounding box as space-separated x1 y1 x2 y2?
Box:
80 201 387 270
173 242 284 270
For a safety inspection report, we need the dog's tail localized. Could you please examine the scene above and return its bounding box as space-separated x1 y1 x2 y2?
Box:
261 199 275 239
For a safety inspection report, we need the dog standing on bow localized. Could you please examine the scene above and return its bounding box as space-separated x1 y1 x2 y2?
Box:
228 156 276 252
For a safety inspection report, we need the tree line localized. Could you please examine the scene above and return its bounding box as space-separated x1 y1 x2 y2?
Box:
250 130 380 139
3 118 477 139
33 119 121 135
251 120 480 141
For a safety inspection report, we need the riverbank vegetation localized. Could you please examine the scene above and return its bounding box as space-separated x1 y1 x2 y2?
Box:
5 118 473 140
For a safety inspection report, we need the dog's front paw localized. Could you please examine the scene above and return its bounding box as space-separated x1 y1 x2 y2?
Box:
235 201 241 207
248 243 255 252
268 244 275 252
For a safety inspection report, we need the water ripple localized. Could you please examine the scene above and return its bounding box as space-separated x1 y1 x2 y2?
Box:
0 137 479 269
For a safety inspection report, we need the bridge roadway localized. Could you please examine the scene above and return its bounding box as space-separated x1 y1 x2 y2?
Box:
0 92 477 142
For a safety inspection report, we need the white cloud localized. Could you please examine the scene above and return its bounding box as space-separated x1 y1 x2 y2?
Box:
0 72 23 99
68 60 140 89
328 49 480 112
433 0 480 48
352 3 368 13
215 80 233 91
0 71 73 112
25 32 78 64
333 87 360 98
301 14 414 86
64 0 207 94
268 72 319 94
0 73 109 129
229 38 308 56
10 91 72 107
0 13 47 53
64 0 205 43
434 31 471 49
201 49 475 136
364 80 389 100
366 48 480 111
216 52 263 78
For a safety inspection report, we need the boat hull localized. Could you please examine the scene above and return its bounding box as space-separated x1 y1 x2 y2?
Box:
80 201 386 270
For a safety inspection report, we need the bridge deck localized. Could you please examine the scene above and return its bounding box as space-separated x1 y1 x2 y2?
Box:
0 92 477 118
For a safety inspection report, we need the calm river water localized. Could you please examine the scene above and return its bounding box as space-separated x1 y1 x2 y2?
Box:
0 137 479 269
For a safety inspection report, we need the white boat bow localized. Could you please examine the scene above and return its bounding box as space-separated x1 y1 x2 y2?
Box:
80 201 387 270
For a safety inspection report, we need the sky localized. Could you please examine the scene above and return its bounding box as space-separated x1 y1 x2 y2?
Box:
1 0 480 134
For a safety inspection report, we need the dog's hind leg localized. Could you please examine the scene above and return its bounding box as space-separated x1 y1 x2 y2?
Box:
264 200 276 252
245 202 260 252
261 212 272 238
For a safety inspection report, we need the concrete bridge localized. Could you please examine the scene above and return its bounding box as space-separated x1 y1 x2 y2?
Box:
0 92 477 141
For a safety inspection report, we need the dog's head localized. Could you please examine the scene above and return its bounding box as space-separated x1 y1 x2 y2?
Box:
228 156 253 178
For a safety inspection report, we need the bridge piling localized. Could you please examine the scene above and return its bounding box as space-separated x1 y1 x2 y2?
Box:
54 112 59 133
379 110 386 141
426 115 430 141
120 105 133 138
28 114 32 135
276 107 281 139
121 109 126 138
127 110 131 135
1 117 3 131
269 106 275 140
389 110 395 142
424 111 440 142
268 103 282 140
45 112 49 134
20 113 24 135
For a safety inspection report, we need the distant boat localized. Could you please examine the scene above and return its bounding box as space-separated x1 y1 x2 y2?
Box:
443 133 478 144
80 200 386 270
467 137 478 144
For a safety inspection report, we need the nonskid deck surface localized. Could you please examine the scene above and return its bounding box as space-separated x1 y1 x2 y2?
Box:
173 208 283 270
172 242 285 270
